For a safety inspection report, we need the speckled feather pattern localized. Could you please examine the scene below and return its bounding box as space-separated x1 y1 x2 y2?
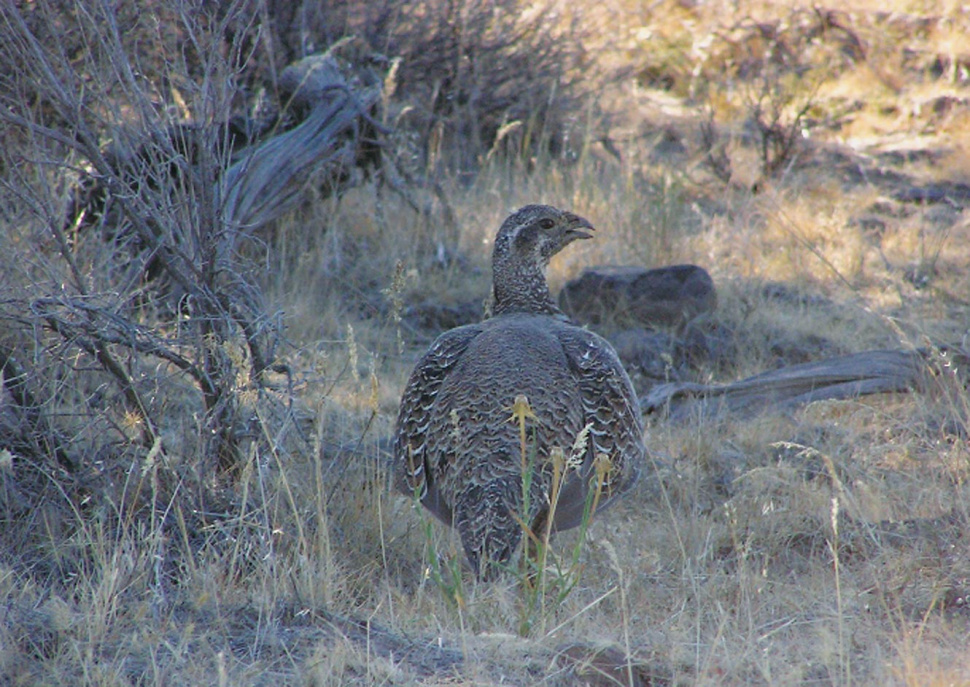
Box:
393 205 645 577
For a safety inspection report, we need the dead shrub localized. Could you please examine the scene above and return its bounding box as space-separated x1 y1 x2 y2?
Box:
699 9 867 186
0 0 316 576
261 0 594 171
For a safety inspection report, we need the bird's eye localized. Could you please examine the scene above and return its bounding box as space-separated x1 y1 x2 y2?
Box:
539 218 555 230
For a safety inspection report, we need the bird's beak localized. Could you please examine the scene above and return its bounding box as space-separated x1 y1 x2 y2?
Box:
563 212 594 241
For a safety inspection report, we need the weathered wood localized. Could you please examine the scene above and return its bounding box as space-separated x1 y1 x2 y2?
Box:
64 52 384 258
641 348 963 421
220 84 381 231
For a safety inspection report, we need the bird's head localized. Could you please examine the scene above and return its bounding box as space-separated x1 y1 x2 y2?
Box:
492 204 594 268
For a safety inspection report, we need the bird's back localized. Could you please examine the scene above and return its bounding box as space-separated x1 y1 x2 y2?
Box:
429 313 586 492
424 313 588 574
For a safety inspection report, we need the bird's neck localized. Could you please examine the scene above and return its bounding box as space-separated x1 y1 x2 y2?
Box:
491 259 563 316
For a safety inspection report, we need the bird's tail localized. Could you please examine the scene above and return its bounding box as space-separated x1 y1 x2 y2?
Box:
454 478 534 580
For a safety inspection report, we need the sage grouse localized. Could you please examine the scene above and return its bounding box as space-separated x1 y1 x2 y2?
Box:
393 204 644 578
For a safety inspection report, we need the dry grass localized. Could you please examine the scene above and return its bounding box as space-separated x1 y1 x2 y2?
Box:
2 0 970 685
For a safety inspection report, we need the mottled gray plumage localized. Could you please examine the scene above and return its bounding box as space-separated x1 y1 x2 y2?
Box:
393 205 644 578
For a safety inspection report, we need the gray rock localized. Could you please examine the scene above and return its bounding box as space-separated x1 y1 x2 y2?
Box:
608 320 738 392
559 264 717 331
609 327 680 381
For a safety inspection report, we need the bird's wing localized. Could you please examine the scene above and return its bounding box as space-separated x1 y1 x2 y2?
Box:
392 324 484 523
554 327 645 529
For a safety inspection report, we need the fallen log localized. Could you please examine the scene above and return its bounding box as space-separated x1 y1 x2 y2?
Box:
641 347 968 421
220 55 383 231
